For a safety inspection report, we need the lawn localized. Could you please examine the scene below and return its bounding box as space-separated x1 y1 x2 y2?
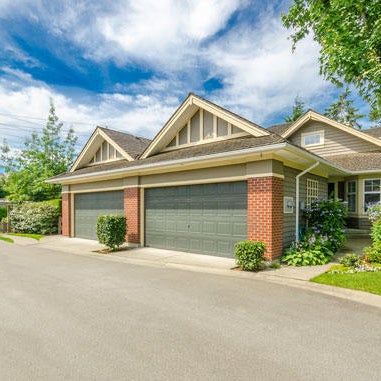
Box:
311 272 381 296
8 233 45 241
0 235 14 243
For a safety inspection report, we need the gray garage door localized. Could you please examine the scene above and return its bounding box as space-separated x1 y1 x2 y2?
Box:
74 191 124 240
145 182 247 257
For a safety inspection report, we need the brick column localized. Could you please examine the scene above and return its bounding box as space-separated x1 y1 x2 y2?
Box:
124 187 140 244
247 177 283 260
62 193 71 237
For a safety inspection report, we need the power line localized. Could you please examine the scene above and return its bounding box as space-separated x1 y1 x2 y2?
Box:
0 111 97 126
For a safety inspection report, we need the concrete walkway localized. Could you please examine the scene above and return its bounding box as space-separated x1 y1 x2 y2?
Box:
1 234 380 308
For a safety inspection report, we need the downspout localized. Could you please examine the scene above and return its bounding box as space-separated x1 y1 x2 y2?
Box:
295 161 320 241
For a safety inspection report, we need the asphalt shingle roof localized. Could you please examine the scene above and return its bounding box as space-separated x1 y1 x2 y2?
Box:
362 127 381 140
50 133 286 181
267 122 292 136
325 152 381 172
98 127 151 159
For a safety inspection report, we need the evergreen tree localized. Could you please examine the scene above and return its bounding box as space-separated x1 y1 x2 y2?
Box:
0 100 77 201
284 97 305 122
324 89 365 129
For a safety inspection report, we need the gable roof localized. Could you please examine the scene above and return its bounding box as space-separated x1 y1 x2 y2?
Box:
48 133 288 183
267 122 293 135
70 127 150 172
280 110 381 148
98 127 151 159
141 93 269 159
362 127 381 139
325 152 381 172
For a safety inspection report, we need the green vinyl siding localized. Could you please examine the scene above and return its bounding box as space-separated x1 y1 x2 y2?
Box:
145 182 247 258
74 191 124 240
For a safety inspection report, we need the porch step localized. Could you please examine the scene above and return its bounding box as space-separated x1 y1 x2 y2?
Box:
345 229 370 239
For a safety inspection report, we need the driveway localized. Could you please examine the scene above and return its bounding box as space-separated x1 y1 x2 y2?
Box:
1 241 381 380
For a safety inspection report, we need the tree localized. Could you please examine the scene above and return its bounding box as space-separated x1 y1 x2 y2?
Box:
282 0 381 122
284 96 306 122
0 100 77 201
324 88 365 129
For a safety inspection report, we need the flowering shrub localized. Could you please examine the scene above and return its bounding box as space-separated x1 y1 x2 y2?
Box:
304 198 347 252
282 198 346 266
362 203 381 264
339 254 362 268
366 202 381 243
281 232 334 266
329 264 381 274
10 201 60 234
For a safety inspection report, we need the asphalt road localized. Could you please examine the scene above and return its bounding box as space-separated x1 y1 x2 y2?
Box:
1 242 381 381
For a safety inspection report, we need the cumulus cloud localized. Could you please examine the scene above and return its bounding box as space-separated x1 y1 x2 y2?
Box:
1 0 367 154
0 73 179 150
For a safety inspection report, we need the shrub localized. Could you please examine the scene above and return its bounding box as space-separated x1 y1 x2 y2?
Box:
0 206 6 221
281 241 331 266
304 198 347 252
235 240 266 271
281 231 334 266
10 201 60 234
338 254 362 268
364 242 381 264
96 214 126 251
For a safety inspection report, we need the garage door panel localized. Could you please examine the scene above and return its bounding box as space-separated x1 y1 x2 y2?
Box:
145 182 247 258
74 191 124 240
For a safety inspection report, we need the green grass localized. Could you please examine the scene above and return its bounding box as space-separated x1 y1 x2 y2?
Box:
8 233 45 241
311 271 381 296
0 235 14 243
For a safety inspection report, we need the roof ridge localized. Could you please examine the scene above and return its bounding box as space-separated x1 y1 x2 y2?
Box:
98 126 151 142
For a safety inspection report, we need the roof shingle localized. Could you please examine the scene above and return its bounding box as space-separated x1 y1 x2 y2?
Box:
98 127 151 159
50 133 286 181
325 152 381 171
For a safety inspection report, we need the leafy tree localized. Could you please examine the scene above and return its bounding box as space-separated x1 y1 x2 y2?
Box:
282 0 381 122
284 96 306 122
0 179 5 198
324 88 365 129
0 100 77 201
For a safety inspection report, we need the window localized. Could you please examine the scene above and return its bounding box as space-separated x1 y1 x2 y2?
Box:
306 179 319 207
347 181 356 213
302 131 324 147
364 179 381 209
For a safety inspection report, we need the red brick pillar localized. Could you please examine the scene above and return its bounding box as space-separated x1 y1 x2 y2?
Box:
62 193 71 237
124 187 140 244
247 177 283 260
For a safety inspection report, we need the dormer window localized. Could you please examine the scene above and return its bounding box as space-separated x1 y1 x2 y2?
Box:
301 131 324 147
91 141 122 164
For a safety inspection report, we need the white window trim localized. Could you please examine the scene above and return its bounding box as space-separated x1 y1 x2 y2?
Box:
347 180 357 214
301 130 324 148
363 178 381 211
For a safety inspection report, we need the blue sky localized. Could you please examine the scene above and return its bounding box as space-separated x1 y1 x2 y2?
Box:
0 0 373 157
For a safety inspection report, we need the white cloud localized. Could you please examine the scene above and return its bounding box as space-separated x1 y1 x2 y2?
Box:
0 74 179 151
203 15 334 124
0 0 371 148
